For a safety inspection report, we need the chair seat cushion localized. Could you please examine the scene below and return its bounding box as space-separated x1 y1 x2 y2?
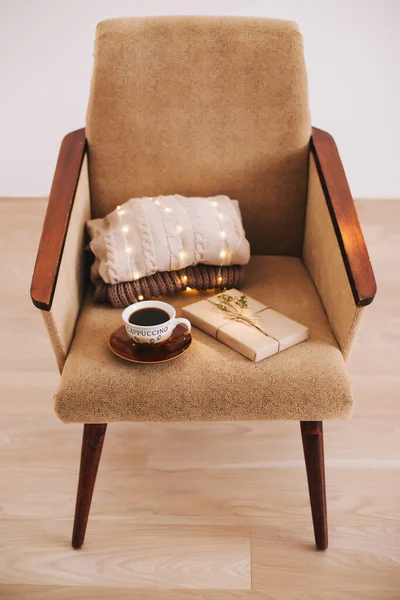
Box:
54 257 354 423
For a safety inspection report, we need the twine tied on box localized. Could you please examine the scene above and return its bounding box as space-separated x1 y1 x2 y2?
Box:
208 293 281 351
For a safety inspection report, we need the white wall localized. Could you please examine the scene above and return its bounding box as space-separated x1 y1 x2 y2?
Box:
1 0 399 198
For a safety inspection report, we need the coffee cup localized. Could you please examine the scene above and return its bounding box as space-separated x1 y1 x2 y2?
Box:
122 300 191 345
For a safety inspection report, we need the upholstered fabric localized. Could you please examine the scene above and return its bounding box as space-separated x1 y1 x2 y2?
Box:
39 18 366 425
302 154 363 360
86 16 311 256
87 195 250 284
94 264 245 308
54 256 354 423
42 154 90 372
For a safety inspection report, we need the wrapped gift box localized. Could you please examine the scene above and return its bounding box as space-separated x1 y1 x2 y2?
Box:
182 289 308 362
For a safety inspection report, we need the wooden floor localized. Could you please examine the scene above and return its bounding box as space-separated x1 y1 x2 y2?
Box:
0 198 399 599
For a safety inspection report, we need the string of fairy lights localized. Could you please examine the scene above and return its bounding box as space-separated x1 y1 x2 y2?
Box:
116 197 230 299
116 203 145 300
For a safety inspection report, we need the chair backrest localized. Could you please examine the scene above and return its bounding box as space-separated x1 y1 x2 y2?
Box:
87 16 311 255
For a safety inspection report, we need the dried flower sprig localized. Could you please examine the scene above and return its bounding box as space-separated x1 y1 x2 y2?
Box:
209 293 265 333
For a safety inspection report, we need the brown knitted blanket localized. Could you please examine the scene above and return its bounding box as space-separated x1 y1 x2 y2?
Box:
94 265 244 308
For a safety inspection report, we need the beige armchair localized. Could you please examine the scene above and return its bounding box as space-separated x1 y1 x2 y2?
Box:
31 17 376 551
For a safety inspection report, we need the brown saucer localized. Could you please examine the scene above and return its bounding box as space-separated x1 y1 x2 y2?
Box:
109 324 192 364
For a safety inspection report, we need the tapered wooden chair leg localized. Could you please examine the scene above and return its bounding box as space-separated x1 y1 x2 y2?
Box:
300 421 328 550
72 423 107 549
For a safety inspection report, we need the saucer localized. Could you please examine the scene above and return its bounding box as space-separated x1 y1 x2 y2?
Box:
109 324 192 364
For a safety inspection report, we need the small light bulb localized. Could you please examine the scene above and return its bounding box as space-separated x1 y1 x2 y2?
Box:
133 271 140 279
186 286 191 291
219 231 226 238
119 209 125 215
155 199 160 205
122 225 129 233
117 205 121 211
182 275 187 282
218 276 222 283
179 251 186 261
211 201 218 207
138 295 144 301
220 250 226 259
148 197 153 200
165 207 172 213
127 247 132 254
176 225 183 233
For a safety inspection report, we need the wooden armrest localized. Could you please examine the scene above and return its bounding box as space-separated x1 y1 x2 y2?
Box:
310 127 376 307
30 128 87 311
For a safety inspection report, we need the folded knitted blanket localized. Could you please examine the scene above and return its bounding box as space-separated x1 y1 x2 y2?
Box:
94 264 244 308
87 195 250 285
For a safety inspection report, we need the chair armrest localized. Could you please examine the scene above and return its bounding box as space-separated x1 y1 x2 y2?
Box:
310 127 376 307
303 128 376 359
31 128 90 372
31 128 87 310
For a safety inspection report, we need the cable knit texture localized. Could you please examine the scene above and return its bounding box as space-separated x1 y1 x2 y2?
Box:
183 199 205 265
87 195 250 285
94 264 245 308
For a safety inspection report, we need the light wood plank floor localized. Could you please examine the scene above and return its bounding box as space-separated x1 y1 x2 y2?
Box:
0 198 399 599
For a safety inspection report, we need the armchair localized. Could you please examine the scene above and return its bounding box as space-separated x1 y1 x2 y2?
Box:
31 17 376 551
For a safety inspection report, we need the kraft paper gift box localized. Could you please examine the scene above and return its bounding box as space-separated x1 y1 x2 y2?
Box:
182 289 309 362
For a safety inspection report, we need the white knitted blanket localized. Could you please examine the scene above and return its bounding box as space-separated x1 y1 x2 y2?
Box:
87 195 251 285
